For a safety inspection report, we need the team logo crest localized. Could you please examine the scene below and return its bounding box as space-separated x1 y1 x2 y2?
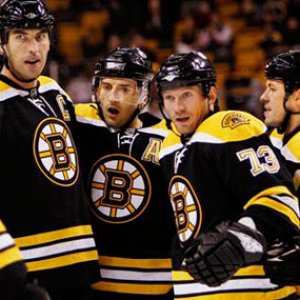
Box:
169 176 202 244
89 154 151 224
222 112 250 129
33 118 79 186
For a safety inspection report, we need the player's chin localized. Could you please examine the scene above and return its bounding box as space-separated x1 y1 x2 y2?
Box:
106 117 123 129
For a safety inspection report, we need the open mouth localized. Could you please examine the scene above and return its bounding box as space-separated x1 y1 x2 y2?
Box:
25 59 40 65
107 107 120 115
176 117 189 123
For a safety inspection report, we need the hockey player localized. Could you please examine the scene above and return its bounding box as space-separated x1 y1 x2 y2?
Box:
260 50 300 198
0 0 98 299
74 47 175 300
260 50 300 287
156 51 300 299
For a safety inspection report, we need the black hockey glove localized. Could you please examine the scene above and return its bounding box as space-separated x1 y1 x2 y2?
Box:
264 236 300 285
181 221 266 287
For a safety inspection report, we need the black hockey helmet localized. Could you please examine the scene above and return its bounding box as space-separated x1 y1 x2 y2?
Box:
156 51 216 98
0 0 55 44
265 50 300 95
92 47 154 93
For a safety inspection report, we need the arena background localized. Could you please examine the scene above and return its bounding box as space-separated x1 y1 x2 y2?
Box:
36 0 300 117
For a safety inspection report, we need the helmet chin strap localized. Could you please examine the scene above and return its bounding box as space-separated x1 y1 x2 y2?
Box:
278 92 294 134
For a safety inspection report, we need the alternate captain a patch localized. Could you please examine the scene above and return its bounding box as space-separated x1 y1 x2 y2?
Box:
89 154 151 224
222 112 251 129
33 117 79 186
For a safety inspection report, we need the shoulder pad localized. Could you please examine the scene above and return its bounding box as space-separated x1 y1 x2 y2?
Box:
287 131 300 161
159 130 183 160
282 131 300 163
152 119 169 130
75 103 106 127
0 79 29 101
39 75 55 85
0 80 13 101
0 219 5 232
193 111 267 144
38 76 72 102
75 103 98 119
269 128 283 150
139 119 170 137
269 128 283 139
0 79 10 90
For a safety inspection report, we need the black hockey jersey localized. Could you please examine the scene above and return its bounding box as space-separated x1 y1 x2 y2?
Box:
74 103 175 297
0 75 98 295
270 127 300 199
160 110 299 299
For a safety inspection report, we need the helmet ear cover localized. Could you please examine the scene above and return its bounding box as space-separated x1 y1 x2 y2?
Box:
0 0 55 44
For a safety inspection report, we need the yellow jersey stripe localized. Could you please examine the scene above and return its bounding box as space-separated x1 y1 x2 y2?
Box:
172 270 296 299
75 103 99 119
235 265 265 276
26 249 98 271
15 225 94 247
173 287 295 300
247 197 299 227
244 186 297 208
0 220 24 269
0 246 24 269
92 281 172 295
99 255 172 269
244 186 299 225
172 266 265 281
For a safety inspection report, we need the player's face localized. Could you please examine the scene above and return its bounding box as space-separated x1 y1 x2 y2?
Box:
260 80 286 127
162 85 210 135
97 77 140 128
2 28 50 86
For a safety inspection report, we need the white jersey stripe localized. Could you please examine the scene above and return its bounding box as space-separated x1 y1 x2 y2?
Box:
159 143 183 160
0 87 28 101
21 237 96 260
0 233 15 250
100 268 172 282
76 115 107 128
189 132 224 144
139 127 169 138
174 278 277 296
280 146 300 163
270 136 282 150
271 195 300 217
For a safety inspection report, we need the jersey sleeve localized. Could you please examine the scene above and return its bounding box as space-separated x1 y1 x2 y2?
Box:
0 219 28 299
209 126 299 242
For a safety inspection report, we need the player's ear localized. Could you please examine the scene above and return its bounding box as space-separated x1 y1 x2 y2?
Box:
138 94 149 111
208 86 217 112
294 88 300 111
295 87 300 101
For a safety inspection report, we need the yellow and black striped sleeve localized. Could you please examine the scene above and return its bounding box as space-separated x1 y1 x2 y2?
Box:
0 219 28 297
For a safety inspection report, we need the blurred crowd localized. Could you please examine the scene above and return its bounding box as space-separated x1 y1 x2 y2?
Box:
44 0 300 119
